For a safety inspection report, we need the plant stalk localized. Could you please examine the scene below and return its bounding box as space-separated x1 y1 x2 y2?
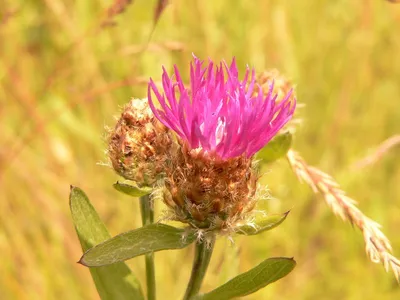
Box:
183 233 216 300
139 194 156 300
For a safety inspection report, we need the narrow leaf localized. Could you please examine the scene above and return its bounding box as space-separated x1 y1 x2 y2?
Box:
69 186 144 300
257 132 292 163
235 211 290 235
113 181 152 197
80 223 196 267
199 257 296 300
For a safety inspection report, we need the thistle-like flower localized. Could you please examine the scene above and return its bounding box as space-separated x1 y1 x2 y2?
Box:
108 98 173 187
148 56 296 229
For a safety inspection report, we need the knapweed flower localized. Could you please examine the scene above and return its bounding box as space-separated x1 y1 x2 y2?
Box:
148 56 296 229
108 98 173 187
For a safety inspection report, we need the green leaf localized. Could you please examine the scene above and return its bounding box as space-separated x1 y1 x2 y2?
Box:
113 181 152 197
69 186 144 300
257 132 292 163
235 211 290 235
198 257 296 300
80 224 196 267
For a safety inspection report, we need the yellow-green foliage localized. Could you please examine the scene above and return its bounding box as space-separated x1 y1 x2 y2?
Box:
1 0 400 299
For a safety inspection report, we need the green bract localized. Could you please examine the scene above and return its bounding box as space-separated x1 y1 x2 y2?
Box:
257 132 292 164
235 211 290 235
113 181 153 197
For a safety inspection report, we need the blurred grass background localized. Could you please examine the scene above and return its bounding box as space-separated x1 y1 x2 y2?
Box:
1 0 400 299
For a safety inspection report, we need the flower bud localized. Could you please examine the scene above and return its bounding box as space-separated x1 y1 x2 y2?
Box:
255 69 300 132
108 98 173 186
255 69 296 103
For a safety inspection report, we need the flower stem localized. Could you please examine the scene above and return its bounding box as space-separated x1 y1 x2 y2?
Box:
183 234 216 300
139 194 156 300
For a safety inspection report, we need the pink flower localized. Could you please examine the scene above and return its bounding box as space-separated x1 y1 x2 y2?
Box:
147 56 296 160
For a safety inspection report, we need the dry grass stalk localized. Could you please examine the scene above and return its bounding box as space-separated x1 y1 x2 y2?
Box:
101 0 133 27
154 0 169 25
351 135 400 170
119 41 185 56
0 7 19 27
286 149 400 281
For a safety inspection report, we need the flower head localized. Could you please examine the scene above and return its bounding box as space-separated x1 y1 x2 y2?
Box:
148 56 296 160
147 56 296 230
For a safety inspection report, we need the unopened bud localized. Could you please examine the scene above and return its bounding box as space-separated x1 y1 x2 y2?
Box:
108 98 173 186
255 69 296 103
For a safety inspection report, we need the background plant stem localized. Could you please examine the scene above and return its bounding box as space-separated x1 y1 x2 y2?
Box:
183 234 216 300
140 194 156 300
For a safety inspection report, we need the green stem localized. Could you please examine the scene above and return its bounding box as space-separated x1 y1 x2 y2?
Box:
139 194 156 300
183 234 216 300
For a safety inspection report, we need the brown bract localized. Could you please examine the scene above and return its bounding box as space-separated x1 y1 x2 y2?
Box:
108 98 173 186
163 145 258 230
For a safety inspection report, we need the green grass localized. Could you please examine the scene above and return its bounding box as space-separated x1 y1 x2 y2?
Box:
1 0 400 299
